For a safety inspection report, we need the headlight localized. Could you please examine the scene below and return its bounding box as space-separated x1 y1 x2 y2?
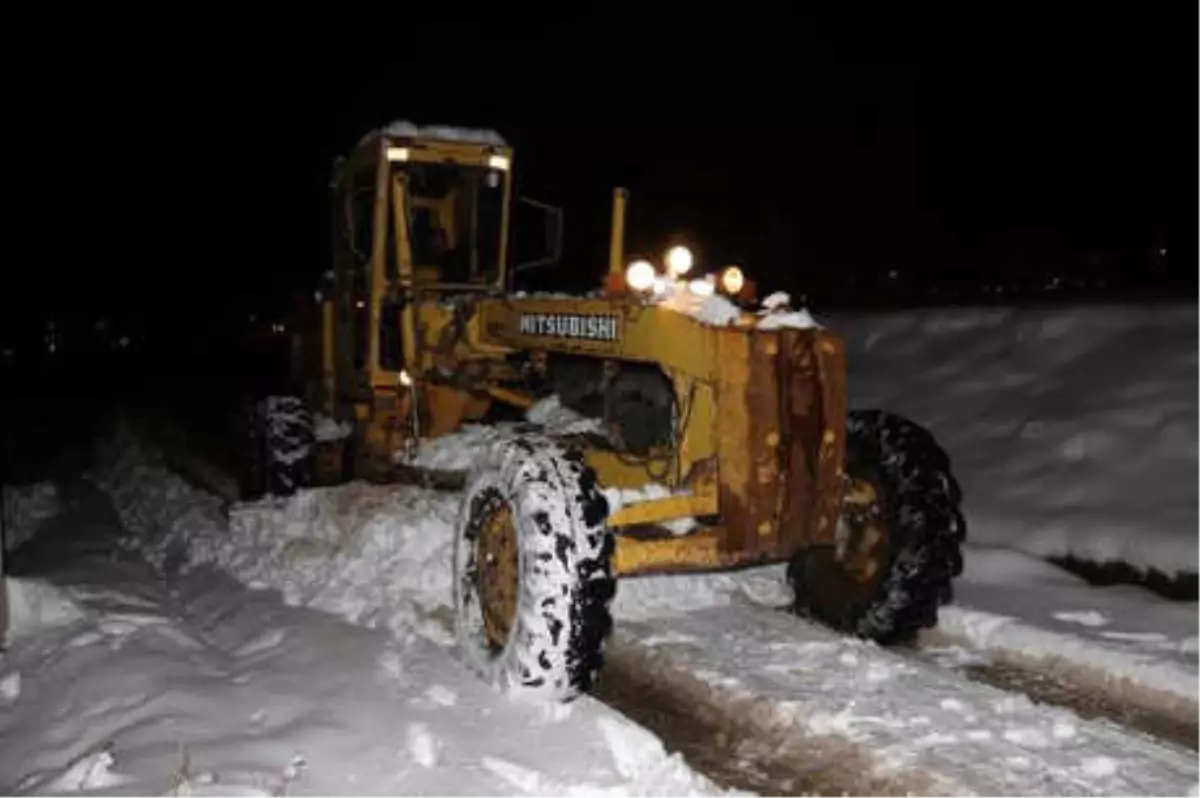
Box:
625 259 656 292
665 245 694 278
720 266 745 295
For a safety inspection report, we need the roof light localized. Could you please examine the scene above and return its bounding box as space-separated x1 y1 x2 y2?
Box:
665 245 694 278
386 146 410 162
488 154 510 171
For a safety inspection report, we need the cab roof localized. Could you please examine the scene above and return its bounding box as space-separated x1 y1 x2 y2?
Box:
359 120 508 148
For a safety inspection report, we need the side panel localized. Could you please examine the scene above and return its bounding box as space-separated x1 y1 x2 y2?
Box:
777 330 847 551
712 330 785 557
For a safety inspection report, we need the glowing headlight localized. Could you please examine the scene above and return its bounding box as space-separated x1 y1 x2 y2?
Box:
625 259 656 292
720 266 745 295
665 245 694 277
688 276 716 296
398 369 414 387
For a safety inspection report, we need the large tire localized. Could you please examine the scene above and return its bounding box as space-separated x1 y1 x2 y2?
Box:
239 395 314 500
788 409 966 644
453 434 615 702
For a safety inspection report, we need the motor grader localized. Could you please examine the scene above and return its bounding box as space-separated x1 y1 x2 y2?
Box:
242 121 966 702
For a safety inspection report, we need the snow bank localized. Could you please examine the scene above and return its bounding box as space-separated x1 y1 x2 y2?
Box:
80 425 727 796
931 544 1198 717
3 577 85 645
829 303 1198 576
94 422 462 645
1 480 64 552
91 423 228 574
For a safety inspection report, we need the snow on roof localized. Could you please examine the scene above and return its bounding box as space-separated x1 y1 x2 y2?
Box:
362 120 508 148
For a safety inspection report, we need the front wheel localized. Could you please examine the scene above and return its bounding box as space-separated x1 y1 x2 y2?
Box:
452 435 615 702
788 409 966 644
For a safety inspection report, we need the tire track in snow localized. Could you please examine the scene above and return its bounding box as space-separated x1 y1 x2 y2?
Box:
605 600 1197 796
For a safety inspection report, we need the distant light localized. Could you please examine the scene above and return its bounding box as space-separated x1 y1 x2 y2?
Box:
1158 247 1168 256
398 369 414 387
355 300 366 309
651 276 668 296
888 269 899 281
487 154 510 171
687 276 715 297
119 336 130 349
386 146 410 162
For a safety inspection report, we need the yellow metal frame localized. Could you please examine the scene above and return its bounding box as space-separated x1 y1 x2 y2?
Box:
313 128 850 580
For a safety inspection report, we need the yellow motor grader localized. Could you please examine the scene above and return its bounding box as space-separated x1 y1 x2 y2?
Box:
244 121 966 702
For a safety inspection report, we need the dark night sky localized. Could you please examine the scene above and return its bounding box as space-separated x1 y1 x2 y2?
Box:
7 5 1195 342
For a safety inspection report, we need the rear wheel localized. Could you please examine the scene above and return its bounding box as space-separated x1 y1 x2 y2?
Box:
238 395 314 500
788 409 966 644
453 434 615 702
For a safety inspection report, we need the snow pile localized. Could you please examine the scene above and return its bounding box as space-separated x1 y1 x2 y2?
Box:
757 292 822 330
227 484 461 644
524 394 603 436
94 425 461 644
829 303 1198 576
91 422 228 573
3 577 85 645
654 283 743 327
1 480 64 552
649 283 822 330
408 395 601 470
314 413 353 442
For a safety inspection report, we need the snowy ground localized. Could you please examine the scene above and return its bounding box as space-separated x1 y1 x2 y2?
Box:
827 303 1197 578
0 471 723 795
30 418 1186 795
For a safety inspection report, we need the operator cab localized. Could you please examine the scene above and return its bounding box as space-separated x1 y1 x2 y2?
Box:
331 121 513 293
328 122 514 383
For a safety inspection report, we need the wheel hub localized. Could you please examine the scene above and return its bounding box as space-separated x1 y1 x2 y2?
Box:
836 476 887 586
475 498 519 652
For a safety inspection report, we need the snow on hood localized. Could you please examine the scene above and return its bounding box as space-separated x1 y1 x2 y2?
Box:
653 285 743 327
645 283 822 330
